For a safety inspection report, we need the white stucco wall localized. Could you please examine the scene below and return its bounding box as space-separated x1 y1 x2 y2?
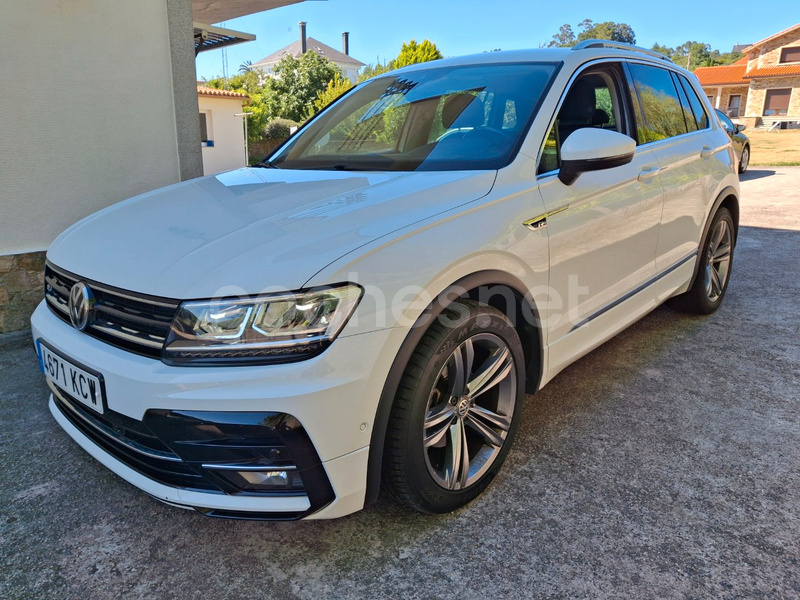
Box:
198 95 247 175
0 0 183 255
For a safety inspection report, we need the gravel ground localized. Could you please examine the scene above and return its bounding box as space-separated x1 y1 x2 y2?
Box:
1 168 798 599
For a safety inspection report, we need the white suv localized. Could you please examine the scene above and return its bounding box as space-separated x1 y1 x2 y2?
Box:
32 41 739 519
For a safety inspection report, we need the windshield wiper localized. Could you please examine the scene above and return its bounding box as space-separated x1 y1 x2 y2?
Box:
253 159 280 169
331 162 385 171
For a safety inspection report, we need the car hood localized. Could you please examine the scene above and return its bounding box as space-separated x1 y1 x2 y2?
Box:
48 167 496 298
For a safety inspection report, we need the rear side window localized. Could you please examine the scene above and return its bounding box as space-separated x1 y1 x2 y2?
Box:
628 63 688 143
671 72 699 133
677 75 709 130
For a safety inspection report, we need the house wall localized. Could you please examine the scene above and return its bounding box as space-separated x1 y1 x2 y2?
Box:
748 29 800 70
198 96 248 175
0 0 202 332
744 77 800 120
701 86 750 117
0 0 191 256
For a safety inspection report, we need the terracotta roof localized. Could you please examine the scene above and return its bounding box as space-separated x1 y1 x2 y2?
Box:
694 64 748 86
742 23 800 52
733 55 748 65
197 85 249 99
252 36 365 68
744 64 800 78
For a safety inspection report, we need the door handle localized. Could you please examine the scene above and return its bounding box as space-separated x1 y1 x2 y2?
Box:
700 145 715 159
637 165 661 182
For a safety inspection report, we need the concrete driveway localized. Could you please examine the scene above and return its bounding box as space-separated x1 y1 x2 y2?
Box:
2 168 798 599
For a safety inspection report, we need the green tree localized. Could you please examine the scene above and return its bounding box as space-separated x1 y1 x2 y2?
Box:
206 70 271 143
394 39 443 68
547 24 576 47
577 20 636 44
357 62 394 82
547 20 635 47
313 75 354 112
649 41 741 70
262 51 342 122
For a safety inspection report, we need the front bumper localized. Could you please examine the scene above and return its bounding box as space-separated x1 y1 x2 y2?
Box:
32 301 395 519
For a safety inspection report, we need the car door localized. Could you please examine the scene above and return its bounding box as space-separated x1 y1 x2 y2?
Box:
625 63 719 273
535 62 664 365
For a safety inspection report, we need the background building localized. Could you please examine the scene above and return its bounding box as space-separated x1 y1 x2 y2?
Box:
197 86 251 175
252 23 365 83
0 0 302 333
696 23 800 129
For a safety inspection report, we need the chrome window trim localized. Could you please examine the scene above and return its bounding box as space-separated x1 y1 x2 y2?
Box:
534 57 719 178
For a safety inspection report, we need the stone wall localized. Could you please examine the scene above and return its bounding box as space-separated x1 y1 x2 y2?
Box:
748 29 800 70
0 252 45 333
744 76 800 119
702 86 750 117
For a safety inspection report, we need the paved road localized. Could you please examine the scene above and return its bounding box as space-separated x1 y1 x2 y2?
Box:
2 168 798 599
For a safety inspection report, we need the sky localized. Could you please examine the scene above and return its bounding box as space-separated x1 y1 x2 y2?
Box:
195 0 794 80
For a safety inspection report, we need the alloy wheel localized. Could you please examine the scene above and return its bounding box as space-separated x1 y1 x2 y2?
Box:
423 333 517 491
740 147 749 172
705 219 733 303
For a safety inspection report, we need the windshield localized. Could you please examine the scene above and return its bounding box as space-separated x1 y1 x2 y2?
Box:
269 62 559 172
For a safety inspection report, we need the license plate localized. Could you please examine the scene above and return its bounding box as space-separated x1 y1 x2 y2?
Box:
38 340 106 414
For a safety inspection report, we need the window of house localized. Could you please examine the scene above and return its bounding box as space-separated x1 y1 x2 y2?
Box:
779 47 800 63
727 94 741 118
199 112 210 143
628 63 689 143
764 89 791 116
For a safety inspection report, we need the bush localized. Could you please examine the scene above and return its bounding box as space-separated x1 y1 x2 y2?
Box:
262 118 299 142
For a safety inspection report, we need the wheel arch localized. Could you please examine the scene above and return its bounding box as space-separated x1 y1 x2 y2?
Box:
364 269 543 506
688 185 739 289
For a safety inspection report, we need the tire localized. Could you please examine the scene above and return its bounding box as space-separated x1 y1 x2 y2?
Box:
738 145 750 174
669 206 735 314
382 300 526 514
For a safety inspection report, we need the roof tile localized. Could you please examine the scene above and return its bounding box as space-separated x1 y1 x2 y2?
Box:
197 85 249 99
744 64 800 78
252 37 365 68
694 64 748 86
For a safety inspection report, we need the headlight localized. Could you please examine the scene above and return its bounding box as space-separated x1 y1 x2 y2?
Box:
162 284 363 365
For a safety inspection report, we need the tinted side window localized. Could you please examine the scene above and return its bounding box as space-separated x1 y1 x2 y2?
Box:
538 67 628 174
671 72 698 132
628 63 688 143
677 75 709 130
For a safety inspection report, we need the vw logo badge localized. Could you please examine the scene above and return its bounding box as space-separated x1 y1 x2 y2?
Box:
68 282 94 331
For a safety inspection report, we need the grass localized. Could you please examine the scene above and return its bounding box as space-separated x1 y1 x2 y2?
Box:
747 130 800 166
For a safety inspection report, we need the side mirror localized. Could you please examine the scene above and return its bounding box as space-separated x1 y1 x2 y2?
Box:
558 128 636 185
735 123 747 133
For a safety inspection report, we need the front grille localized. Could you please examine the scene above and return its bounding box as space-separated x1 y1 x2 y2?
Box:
44 262 180 359
51 385 217 491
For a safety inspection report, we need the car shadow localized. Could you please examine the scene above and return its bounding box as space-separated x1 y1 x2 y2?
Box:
740 168 776 181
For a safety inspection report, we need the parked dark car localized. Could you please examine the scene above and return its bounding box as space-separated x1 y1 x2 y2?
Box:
716 108 750 174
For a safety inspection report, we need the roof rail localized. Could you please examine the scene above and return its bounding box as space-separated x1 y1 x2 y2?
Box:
572 39 674 63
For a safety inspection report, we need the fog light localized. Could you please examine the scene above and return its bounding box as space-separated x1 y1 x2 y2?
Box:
240 470 289 487
209 468 306 493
